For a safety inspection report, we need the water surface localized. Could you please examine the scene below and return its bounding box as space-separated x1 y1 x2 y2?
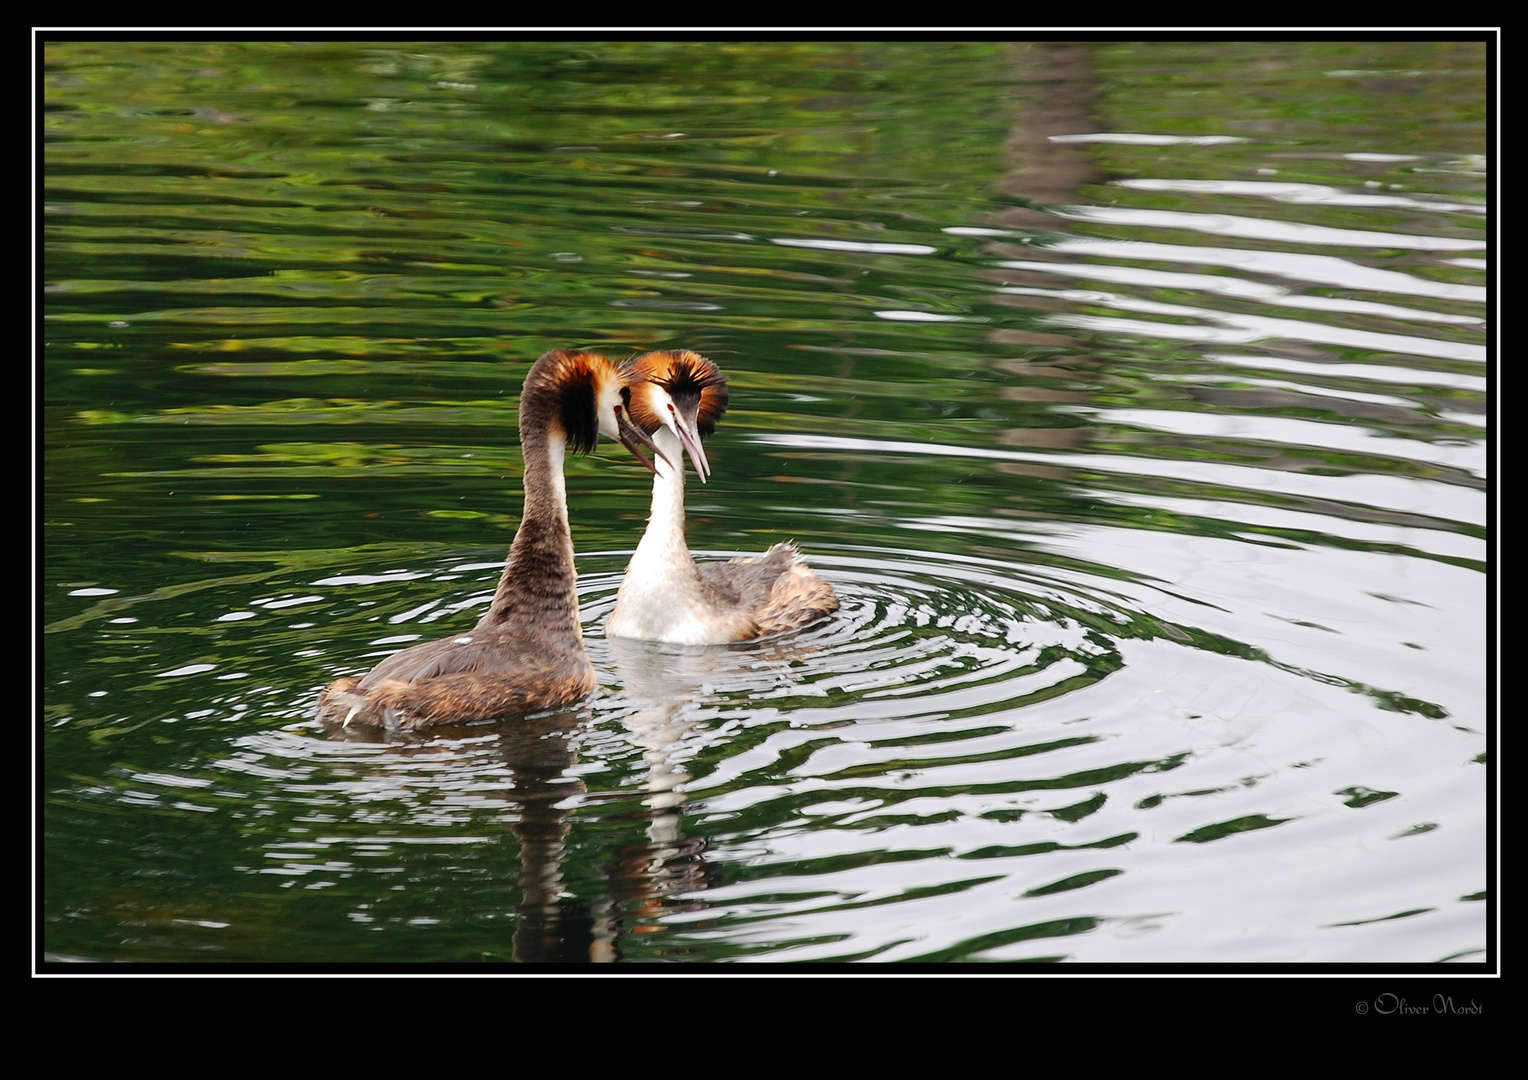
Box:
42 40 1490 965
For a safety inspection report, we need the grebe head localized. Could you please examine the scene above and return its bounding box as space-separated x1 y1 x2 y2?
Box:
621 350 729 483
525 349 667 472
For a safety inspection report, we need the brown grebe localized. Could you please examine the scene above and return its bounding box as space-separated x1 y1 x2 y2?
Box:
605 350 838 645
317 348 665 730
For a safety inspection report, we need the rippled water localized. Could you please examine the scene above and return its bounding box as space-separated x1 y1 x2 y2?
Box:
41 40 1491 966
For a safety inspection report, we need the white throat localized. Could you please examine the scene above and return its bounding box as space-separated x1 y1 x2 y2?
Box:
606 425 713 642
545 432 569 523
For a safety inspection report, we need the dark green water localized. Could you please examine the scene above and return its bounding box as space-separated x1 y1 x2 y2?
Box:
42 40 1489 965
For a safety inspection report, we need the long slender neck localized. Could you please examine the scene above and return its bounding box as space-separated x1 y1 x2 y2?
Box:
482 421 581 637
630 426 694 572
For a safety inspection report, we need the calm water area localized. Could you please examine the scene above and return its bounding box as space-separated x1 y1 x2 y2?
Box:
41 40 1491 966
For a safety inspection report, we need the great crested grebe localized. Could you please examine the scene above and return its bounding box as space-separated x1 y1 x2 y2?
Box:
605 350 838 645
317 348 665 730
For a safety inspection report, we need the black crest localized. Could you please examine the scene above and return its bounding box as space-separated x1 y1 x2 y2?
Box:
558 363 601 455
633 350 730 437
525 349 607 455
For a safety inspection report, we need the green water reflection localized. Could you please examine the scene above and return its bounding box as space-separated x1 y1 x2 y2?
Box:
42 39 1488 965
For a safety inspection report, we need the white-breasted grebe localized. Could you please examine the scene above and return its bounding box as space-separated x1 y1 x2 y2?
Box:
317 348 664 730
605 350 838 645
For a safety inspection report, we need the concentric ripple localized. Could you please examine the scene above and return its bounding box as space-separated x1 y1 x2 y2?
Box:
580 548 1125 725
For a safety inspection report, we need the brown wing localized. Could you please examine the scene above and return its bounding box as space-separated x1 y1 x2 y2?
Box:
696 542 838 639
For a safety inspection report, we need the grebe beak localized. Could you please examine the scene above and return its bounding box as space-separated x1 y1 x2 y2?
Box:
670 398 712 484
615 404 670 475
